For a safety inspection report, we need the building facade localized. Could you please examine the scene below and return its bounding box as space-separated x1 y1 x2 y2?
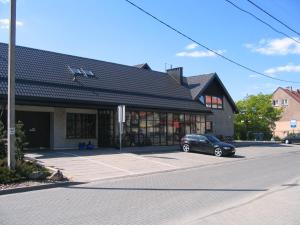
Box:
0 43 237 149
272 87 300 138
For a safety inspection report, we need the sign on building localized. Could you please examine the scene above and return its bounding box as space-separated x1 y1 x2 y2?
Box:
290 119 297 128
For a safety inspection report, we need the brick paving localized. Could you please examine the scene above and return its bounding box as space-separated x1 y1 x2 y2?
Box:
26 144 299 182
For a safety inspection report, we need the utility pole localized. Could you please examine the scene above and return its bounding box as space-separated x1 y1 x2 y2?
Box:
7 0 16 170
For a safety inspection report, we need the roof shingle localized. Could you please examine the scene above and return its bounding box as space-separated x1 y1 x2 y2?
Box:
0 43 210 112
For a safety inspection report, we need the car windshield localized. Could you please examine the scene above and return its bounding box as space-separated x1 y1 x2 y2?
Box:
206 135 221 143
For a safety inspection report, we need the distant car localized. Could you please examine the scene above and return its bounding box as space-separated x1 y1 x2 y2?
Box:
282 133 300 144
180 134 236 157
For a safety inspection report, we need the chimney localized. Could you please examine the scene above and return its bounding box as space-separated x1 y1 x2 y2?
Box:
297 89 300 93
286 86 293 91
166 67 183 85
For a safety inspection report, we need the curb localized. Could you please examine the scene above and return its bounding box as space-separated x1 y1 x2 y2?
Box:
0 181 84 196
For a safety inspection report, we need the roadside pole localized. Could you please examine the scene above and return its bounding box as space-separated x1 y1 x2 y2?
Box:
118 105 125 152
7 0 16 170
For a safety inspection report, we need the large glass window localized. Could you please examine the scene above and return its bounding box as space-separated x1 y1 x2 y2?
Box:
139 111 147 145
130 111 139 146
160 113 167 145
185 114 191 134
153 112 160 145
167 113 174 145
146 112 154 145
66 113 96 139
116 110 206 146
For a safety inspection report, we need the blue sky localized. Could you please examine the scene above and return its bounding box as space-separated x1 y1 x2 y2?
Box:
0 0 300 101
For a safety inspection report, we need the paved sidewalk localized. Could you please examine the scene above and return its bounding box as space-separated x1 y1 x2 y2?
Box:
26 144 299 182
188 180 300 225
26 146 234 182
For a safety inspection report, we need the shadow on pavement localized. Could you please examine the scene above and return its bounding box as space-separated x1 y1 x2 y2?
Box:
25 147 181 160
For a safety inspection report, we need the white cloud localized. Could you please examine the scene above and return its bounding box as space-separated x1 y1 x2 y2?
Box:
185 43 198 50
0 18 23 29
264 64 300 74
176 49 225 58
0 0 9 4
245 37 300 55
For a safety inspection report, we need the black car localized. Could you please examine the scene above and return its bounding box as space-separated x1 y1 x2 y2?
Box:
180 134 236 157
282 133 300 144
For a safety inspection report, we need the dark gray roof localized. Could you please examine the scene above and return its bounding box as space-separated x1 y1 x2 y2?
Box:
183 73 215 99
133 63 152 70
0 43 210 112
184 73 238 113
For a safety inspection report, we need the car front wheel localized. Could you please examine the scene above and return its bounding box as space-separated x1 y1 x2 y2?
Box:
182 143 190 152
214 147 223 157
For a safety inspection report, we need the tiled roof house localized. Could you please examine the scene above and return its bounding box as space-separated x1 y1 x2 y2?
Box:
0 43 237 149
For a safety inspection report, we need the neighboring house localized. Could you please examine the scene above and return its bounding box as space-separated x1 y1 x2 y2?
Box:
272 87 300 138
0 43 237 149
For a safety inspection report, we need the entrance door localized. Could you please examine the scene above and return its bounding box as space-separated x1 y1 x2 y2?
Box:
16 111 50 149
98 110 115 147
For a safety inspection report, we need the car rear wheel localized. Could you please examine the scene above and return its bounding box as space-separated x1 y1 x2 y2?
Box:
182 144 190 152
214 147 223 157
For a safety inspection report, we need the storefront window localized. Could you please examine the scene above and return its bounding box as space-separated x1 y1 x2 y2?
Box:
153 112 160 145
66 113 96 139
160 113 167 145
167 113 173 145
146 112 154 145
185 114 191 134
139 111 147 145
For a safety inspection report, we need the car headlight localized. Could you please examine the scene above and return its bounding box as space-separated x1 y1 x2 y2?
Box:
223 147 231 150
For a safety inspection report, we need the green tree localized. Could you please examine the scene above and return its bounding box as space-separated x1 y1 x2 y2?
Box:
15 121 28 161
0 120 28 160
234 94 282 140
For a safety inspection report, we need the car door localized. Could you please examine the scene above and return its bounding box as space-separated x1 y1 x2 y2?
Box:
296 134 300 143
196 135 210 153
189 135 200 151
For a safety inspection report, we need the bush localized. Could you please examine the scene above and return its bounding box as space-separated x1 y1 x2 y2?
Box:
15 121 28 160
0 167 21 184
0 120 28 160
0 158 50 184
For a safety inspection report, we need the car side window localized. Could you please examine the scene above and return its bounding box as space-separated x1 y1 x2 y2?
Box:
197 135 207 142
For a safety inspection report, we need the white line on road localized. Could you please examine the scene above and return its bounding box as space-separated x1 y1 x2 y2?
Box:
58 152 136 175
127 153 178 169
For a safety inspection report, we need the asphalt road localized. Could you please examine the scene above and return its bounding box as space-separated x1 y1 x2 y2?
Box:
1 145 300 225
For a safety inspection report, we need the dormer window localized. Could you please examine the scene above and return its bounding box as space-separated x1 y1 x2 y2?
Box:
68 66 94 78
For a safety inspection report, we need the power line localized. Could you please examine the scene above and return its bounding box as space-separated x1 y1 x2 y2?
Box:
225 0 300 45
124 0 300 84
247 0 300 37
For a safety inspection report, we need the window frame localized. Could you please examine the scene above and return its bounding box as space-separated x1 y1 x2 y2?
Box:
205 95 223 109
66 113 96 139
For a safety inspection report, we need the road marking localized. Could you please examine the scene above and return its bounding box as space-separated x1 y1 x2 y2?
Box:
58 152 135 175
127 153 178 169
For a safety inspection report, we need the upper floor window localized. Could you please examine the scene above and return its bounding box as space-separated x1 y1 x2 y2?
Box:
273 99 288 107
272 100 279 106
283 99 288 106
205 95 223 109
